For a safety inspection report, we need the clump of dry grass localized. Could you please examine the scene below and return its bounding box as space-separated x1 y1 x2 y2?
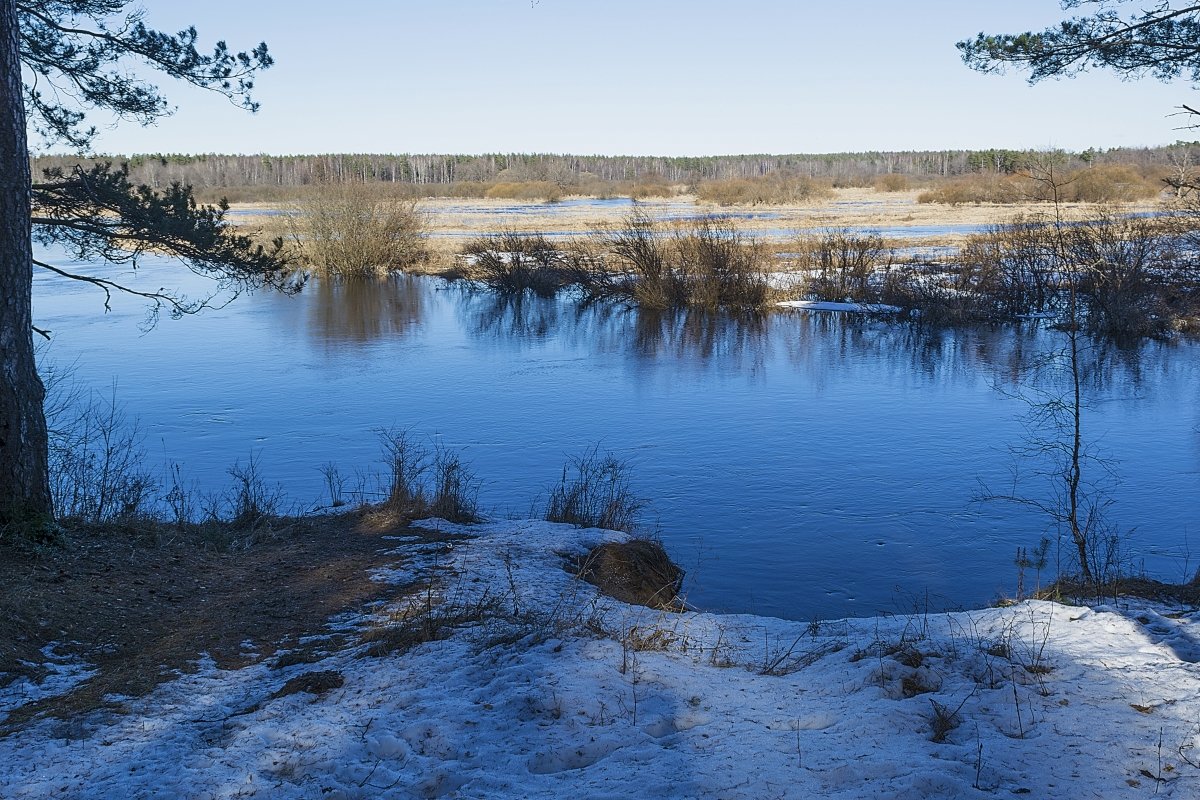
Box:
575 210 772 312
545 446 645 533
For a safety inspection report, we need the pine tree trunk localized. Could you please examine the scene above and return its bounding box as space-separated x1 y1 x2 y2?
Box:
0 0 52 528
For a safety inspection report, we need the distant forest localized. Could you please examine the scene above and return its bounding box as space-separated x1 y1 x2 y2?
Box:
30 144 1200 192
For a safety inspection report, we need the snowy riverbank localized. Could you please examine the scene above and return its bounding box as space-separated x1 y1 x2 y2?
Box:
2 519 1198 799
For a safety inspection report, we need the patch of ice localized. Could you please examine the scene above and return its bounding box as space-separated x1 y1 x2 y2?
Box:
777 299 902 314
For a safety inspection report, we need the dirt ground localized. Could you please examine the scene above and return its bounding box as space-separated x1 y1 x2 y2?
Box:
0 510 450 733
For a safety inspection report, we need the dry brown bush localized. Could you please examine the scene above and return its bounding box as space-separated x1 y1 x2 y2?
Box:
917 174 1028 205
288 185 428 278
1060 165 1161 203
695 175 833 206
873 173 911 192
795 229 895 302
484 181 564 202
629 179 676 199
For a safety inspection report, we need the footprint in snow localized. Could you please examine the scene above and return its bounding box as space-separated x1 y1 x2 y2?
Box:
1133 609 1200 664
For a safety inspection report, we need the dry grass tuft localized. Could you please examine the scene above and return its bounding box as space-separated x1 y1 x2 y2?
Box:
545 446 645 533
573 540 684 611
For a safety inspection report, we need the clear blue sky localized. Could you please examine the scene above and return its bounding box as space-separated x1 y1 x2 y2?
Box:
56 0 1200 156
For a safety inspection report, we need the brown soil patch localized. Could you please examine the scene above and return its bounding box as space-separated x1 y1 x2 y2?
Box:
0 509 454 732
270 669 344 699
1041 576 1200 605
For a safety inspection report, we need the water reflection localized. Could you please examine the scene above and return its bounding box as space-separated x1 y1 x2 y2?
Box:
455 292 779 378
307 274 425 344
340 278 1193 401
462 290 564 341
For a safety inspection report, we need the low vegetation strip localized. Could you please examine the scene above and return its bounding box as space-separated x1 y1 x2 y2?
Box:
452 210 1200 338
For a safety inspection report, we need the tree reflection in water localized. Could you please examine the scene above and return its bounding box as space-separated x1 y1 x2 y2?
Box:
308 274 426 344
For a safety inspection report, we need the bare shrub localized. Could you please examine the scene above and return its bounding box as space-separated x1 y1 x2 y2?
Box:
484 181 563 202
374 428 479 523
629 179 675 199
289 184 428 278
318 462 348 509
583 210 771 312
957 217 1058 316
376 426 429 510
873 173 911 192
427 445 481 524
606 208 683 309
696 175 833 206
1065 213 1184 339
545 446 644 533
920 165 1160 206
674 218 772 311
797 229 895 302
46 379 156 523
460 231 569 297
949 211 1193 337
162 461 198 526
1061 165 1161 203
226 453 285 527
917 174 1027 205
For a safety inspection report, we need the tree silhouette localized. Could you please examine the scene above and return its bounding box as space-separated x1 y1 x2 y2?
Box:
1 1 290 531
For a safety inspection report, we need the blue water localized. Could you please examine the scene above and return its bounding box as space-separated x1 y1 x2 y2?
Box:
31 248 1200 621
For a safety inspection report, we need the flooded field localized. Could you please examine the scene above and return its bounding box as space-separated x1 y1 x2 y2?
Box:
229 187 1164 249
33 244 1200 621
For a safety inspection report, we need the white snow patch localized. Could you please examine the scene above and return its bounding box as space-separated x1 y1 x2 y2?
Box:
777 299 902 314
1 519 1198 798
0 644 98 724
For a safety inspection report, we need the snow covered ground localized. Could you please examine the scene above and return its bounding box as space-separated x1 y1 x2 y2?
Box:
2 519 1198 799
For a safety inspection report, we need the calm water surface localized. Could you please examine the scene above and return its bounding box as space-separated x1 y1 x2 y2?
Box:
32 248 1200 621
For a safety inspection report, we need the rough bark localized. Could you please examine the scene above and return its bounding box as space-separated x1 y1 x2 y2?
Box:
0 0 51 527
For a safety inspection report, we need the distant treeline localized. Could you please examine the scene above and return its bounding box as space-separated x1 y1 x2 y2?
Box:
30 144 1200 195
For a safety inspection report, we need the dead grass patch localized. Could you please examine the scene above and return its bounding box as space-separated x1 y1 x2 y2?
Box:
360 589 500 657
0 508 447 732
573 540 684 611
270 669 345 699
